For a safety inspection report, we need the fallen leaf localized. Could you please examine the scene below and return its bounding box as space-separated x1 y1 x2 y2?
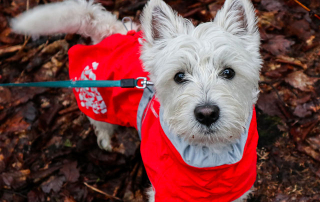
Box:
262 35 294 55
41 176 65 193
293 104 312 118
261 0 285 12
0 169 30 189
307 134 320 151
285 71 318 92
64 196 77 202
0 45 22 57
276 55 307 69
288 19 313 41
60 161 80 183
27 189 46 202
297 144 320 162
256 92 284 118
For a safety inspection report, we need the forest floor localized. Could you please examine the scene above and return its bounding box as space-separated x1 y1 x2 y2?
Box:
0 0 320 201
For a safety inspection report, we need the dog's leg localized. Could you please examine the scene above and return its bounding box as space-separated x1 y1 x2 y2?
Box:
11 0 139 44
88 117 117 152
232 187 253 202
146 186 155 202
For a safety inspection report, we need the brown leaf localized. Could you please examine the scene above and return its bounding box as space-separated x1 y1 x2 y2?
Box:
276 55 307 69
0 14 8 31
64 196 77 202
285 71 318 92
0 45 22 57
261 0 285 12
41 176 65 193
264 64 292 79
306 134 320 151
256 92 284 118
262 35 294 55
0 87 12 105
9 0 39 16
31 164 62 183
27 189 46 202
208 1 223 18
0 106 31 133
297 143 320 162
60 161 80 183
11 87 47 107
288 19 313 41
293 104 312 118
290 121 318 142
0 28 23 44
0 169 30 189
296 94 312 105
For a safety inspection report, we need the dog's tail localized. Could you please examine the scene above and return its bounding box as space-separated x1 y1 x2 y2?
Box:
11 0 138 43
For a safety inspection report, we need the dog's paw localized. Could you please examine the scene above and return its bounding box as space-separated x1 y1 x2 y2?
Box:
97 135 112 152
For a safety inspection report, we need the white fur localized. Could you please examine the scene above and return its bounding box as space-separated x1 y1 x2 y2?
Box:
88 117 116 151
140 0 262 147
11 0 261 200
11 0 139 44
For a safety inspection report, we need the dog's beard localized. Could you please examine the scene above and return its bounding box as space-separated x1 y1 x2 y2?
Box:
164 109 247 147
160 88 251 147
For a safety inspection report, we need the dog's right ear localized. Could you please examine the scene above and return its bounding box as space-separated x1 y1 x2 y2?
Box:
140 0 190 45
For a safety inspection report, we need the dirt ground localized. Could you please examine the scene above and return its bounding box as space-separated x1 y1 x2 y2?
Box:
0 0 320 201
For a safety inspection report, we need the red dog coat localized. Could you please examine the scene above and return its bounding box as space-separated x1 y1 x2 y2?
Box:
69 31 258 202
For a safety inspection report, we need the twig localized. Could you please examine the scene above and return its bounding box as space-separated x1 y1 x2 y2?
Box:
83 182 122 201
259 81 284 105
24 0 30 43
293 0 320 20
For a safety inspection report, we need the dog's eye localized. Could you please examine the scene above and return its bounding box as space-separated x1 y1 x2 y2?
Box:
219 68 235 79
174 72 187 84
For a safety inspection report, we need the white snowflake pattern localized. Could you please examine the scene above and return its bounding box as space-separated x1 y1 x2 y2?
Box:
75 62 107 114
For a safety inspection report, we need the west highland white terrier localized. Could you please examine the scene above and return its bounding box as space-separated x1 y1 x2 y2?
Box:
12 0 262 201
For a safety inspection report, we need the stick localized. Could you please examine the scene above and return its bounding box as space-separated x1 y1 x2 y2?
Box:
293 0 320 20
83 182 121 201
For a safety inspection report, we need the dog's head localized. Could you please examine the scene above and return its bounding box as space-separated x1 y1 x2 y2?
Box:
140 0 262 146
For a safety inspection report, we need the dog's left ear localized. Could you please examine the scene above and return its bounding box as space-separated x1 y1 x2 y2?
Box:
140 0 190 45
214 0 260 49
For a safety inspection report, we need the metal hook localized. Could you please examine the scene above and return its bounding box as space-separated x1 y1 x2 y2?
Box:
121 17 133 32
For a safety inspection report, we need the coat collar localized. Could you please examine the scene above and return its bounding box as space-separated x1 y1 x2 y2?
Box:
159 107 253 168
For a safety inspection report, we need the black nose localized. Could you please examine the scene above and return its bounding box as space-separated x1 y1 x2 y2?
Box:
194 105 220 127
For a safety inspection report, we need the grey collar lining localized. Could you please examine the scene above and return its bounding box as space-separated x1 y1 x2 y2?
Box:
159 108 253 168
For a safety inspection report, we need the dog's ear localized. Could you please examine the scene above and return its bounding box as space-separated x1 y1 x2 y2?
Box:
214 0 259 40
140 0 189 45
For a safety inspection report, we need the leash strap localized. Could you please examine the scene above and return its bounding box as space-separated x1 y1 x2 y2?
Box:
0 77 153 89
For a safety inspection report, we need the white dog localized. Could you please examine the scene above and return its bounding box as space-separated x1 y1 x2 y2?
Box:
12 0 262 201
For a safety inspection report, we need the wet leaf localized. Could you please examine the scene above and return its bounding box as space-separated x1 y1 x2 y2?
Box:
257 92 284 118
262 35 294 55
41 176 65 193
288 19 313 40
285 71 318 92
27 189 46 202
60 161 80 183
293 104 312 118
261 0 285 12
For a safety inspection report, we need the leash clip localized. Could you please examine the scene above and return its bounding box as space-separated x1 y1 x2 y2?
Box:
122 17 133 32
136 77 153 89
